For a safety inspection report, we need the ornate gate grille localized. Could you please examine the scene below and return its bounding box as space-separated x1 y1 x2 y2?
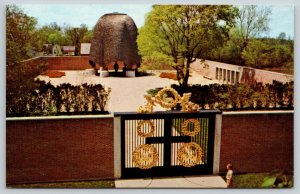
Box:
115 110 221 178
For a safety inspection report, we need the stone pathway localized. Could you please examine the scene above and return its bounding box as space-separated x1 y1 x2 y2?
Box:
115 175 227 188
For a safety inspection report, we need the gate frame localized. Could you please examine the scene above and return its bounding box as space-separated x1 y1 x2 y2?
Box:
113 110 222 179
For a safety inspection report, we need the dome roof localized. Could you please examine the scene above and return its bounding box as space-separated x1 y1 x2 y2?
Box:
89 13 141 68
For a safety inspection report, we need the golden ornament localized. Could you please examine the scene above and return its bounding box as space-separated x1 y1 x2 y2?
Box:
155 87 181 109
177 142 202 167
181 118 201 136
137 120 155 138
132 144 159 169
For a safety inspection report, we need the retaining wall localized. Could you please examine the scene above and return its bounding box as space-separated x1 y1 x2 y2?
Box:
191 60 294 84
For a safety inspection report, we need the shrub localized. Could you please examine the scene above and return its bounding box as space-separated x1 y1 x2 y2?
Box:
147 81 294 111
7 80 111 117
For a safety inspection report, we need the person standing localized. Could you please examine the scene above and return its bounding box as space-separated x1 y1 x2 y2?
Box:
226 163 234 188
113 61 119 72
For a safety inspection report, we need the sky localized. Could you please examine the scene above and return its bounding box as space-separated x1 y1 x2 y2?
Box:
17 4 294 39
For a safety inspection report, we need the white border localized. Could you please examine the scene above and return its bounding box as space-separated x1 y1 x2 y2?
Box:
1 0 299 194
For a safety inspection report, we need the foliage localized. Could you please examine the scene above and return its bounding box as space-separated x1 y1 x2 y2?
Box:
232 173 269 188
147 81 294 111
138 5 238 88
232 5 271 66
242 38 293 70
6 61 48 116
6 5 38 65
7 80 111 117
139 52 175 70
209 37 294 73
65 24 88 55
207 6 293 74
261 170 293 188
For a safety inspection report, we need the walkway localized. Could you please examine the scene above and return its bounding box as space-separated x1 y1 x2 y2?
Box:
115 175 227 188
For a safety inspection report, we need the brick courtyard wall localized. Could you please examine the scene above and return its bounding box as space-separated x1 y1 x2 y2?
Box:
42 56 91 70
6 111 293 184
219 111 294 174
6 115 114 185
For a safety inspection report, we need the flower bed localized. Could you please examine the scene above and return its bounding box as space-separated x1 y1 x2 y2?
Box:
159 72 177 80
41 70 66 78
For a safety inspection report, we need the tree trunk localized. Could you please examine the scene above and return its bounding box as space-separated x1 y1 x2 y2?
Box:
181 58 191 89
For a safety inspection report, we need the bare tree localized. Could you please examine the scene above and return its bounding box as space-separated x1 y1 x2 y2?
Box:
234 5 271 65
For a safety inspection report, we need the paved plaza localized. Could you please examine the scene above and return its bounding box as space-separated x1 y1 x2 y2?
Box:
36 69 219 112
38 71 219 113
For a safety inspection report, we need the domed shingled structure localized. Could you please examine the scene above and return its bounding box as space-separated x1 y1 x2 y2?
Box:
89 13 141 70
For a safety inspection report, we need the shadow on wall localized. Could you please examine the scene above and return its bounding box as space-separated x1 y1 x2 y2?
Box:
241 67 256 85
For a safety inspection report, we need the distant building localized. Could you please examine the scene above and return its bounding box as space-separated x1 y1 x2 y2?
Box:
62 46 76 56
80 43 91 55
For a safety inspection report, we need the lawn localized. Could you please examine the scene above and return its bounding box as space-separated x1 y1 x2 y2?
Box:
230 172 293 188
232 173 269 188
8 180 115 188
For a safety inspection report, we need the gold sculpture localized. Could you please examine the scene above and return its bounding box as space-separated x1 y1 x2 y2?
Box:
177 142 203 167
181 119 201 136
137 87 200 113
137 120 155 138
132 144 159 169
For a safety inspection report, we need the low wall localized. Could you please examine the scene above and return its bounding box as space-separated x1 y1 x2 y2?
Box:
6 115 114 185
6 111 293 184
42 56 91 70
219 111 294 174
191 60 294 84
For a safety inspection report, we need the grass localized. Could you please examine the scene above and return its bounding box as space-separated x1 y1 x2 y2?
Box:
8 180 115 188
231 173 269 188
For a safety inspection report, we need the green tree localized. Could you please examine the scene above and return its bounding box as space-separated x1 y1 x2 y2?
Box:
138 5 237 88
48 31 64 45
6 5 38 65
65 24 88 55
82 30 93 43
34 22 68 51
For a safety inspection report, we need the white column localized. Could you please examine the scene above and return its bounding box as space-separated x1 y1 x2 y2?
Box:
114 116 121 178
213 113 222 174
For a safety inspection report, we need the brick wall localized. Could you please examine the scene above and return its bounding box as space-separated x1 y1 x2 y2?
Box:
42 56 91 70
6 112 293 184
6 116 114 185
219 112 294 174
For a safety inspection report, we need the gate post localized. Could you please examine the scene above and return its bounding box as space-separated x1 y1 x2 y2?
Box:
213 113 222 174
114 116 121 178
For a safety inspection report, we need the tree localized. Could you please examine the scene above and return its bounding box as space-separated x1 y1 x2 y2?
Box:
234 5 271 65
138 5 237 88
65 24 88 55
6 5 48 115
82 30 93 43
278 32 286 40
6 5 38 65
